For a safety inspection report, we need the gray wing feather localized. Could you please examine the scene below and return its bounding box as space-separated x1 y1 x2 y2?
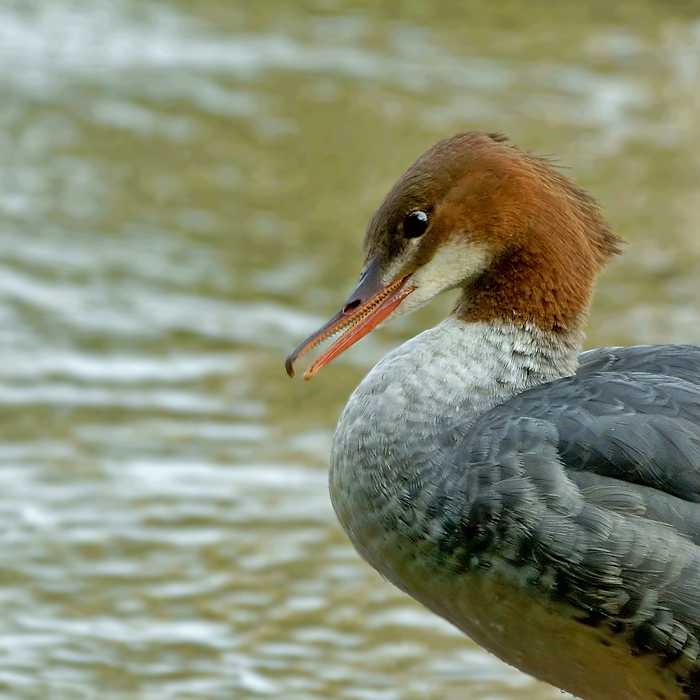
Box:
441 345 700 666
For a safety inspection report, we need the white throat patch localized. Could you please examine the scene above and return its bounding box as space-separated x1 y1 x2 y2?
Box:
384 238 491 319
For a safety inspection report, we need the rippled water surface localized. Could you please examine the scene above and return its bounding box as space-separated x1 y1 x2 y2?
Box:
1 1 700 698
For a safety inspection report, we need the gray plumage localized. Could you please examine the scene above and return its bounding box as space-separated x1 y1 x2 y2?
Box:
330 320 700 700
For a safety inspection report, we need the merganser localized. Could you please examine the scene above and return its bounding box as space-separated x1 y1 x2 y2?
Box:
285 131 700 700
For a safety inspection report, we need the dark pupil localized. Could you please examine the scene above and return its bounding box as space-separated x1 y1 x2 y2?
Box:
403 211 429 238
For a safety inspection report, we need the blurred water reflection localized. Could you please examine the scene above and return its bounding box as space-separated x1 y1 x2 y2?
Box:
0 0 699 698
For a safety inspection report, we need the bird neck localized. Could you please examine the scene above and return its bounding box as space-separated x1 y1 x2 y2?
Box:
340 316 583 444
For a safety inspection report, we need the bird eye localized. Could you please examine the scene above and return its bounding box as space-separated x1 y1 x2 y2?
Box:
402 211 429 239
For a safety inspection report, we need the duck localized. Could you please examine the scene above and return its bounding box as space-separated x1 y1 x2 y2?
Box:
285 131 700 700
